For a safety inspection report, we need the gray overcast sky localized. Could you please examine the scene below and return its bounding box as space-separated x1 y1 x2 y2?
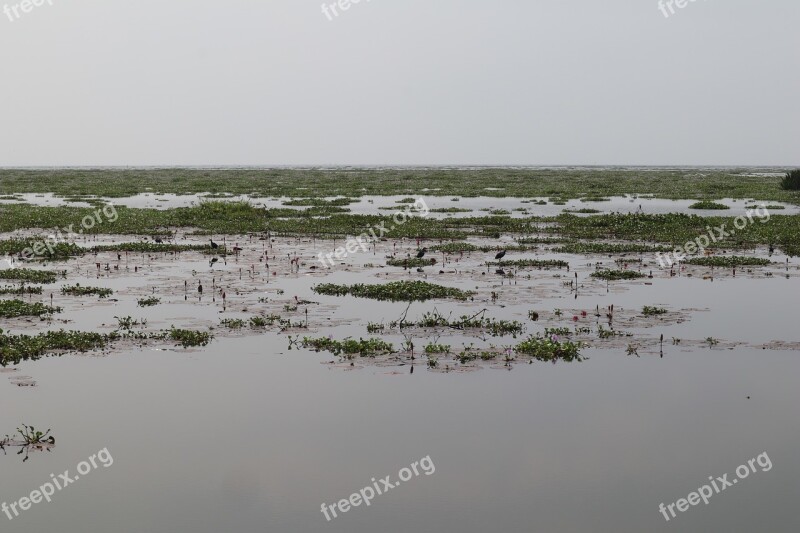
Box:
0 0 797 166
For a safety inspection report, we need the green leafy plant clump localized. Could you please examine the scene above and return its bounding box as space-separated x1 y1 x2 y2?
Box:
61 285 113 298
313 281 474 302
137 296 161 307
683 256 771 267
0 285 42 295
642 306 668 316
0 299 61 318
0 328 107 366
168 328 212 348
514 334 584 363
0 269 59 284
429 242 480 253
590 270 646 281
386 257 437 268
689 201 730 210
491 259 569 269
300 336 394 358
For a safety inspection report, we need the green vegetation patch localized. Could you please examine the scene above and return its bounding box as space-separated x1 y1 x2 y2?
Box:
0 329 106 366
61 285 113 298
683 256 771 267
0 299 61 318
591 270 646 281
514 334 584 362
313 281 473 302
300 337 394 358
689 201 730 210
0 269 59 284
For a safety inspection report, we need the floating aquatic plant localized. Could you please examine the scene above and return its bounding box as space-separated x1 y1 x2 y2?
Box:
591 270 646 281
513 334 584 363
313 281 473 302
0 269 59 284
0 299 61 318
299 336 394 358
688 201 730 210
61 285 113 298
683 256 770 267
137 296 161 307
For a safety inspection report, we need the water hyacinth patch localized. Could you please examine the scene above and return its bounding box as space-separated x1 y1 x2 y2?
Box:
313 281 474 302
514 334 584 363
61 285 113 298
137 297 161 307
386 257 437 268
683 256 771 267
490 259 569 269
0 328 107 366
0 269 59 284
689 201 730 210
0 299 62 318
0 285 42 296
590 270 646 281
300 336 394 358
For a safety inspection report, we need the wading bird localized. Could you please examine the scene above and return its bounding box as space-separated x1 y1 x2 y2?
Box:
210 239 219 249
416 248 428 259
495 250 507 260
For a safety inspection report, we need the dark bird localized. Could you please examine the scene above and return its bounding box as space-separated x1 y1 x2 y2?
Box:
154 237 163 244
209 257 219 267
495 250 507 260
210 239 219 249
198 282 203 294
416 248 428 259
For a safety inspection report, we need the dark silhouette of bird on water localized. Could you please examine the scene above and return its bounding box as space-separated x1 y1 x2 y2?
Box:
154 237 163 244
495 250 507 260
416 248 428 259
209 257 219 267
210 239 219 249
198 282 203 295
